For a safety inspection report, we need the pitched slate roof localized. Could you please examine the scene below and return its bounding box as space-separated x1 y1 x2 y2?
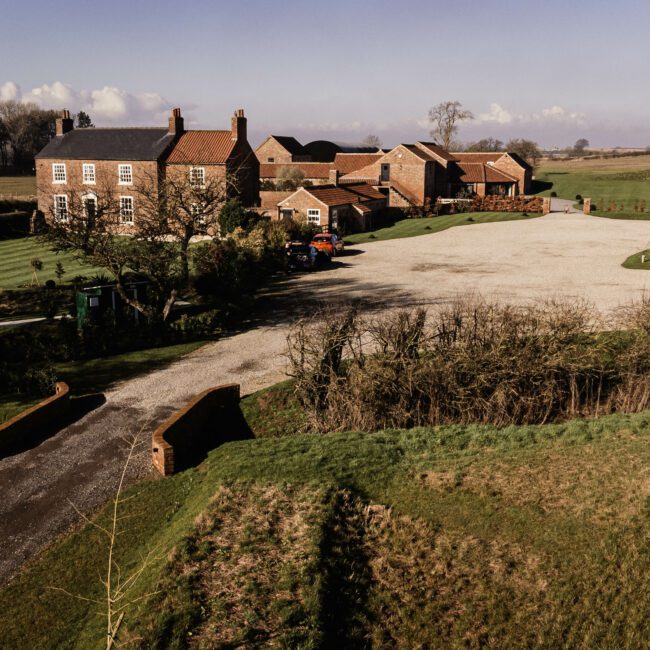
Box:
401 144 436 161
259 162 332 178
268 136 305 155
165 130 236 164
333 153 384 175
35 128 175 161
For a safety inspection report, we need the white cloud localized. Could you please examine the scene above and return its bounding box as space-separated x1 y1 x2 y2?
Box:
0 81 20 101
476 102 586 127
1 80 173 124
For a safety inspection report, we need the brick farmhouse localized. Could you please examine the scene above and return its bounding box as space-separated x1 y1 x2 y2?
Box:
36 108 259 228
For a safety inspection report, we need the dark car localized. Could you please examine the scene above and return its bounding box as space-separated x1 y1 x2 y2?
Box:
286 241 320 271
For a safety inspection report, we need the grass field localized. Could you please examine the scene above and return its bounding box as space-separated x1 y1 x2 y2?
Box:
345 211 538 245
2 380 650 647
0 236 107 290
0 176 36 196
536 156 650 217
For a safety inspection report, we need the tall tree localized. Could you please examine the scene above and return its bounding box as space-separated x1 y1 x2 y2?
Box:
573 138 589 155
505 139 541 168
361 134 382 149
0 101 57 172
428 101 474 150
465 137 504 152
75 110 94 128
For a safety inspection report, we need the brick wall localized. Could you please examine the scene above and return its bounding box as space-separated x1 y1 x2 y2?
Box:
255 139 295 164
493 155 532 195
151 383 241 476
36 158 159 230
469 195 544 213
277 189 331 227
0 382 70 457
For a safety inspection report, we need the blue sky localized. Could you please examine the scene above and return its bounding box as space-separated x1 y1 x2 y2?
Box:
2 0 649 147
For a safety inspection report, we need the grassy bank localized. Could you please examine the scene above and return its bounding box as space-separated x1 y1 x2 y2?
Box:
345 211 537 245
0 176 36 196
2 394 650 647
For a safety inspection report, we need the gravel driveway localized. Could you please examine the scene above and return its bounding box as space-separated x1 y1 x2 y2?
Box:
2 209 650 584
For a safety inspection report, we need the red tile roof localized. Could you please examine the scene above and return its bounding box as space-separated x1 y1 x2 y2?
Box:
452 152 505 165
165 130 235 164
452 162 517 184
282 183 385 208
260 162 332 179
333 153 384 175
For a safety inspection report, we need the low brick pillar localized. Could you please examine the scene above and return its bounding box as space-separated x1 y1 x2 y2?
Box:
583 198 591 215
542 197 551 215
152 384 241 476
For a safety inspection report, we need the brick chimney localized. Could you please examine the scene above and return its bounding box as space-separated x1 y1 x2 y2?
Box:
55 109 74 136
168 107 184 136
329 169 340 186
231 109 247 142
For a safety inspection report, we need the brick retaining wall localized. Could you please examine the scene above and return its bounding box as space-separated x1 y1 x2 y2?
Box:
152 383 241 476
0 382 70 456
470 196 544 213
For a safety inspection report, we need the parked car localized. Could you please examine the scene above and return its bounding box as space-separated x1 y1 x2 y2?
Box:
311 233 345 256
285 241 321 271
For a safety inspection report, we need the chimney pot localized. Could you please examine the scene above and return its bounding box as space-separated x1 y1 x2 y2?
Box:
56 108 74 136
168 107 184 136
231 108 247 142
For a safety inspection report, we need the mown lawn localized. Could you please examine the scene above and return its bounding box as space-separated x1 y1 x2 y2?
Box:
2 387 650 648
0 236 108 290
0 176 36 196
536 157 650 214
622 249 650 270
345 211 538 245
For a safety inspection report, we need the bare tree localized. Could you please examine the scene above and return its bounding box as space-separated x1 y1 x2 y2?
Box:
361 134 382 149
505 138 542 168
277 165 306 191
465 137 504 152
573 138 590 155
428 101 474 150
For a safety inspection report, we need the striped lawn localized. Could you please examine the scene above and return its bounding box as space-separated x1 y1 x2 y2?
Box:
0 176 36 196
0 237 107 289
345 212 539 245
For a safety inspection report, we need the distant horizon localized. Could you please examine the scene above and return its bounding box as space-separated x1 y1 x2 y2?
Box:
3 0 649 149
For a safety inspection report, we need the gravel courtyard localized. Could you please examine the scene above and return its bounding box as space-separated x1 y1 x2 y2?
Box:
2 208 650 584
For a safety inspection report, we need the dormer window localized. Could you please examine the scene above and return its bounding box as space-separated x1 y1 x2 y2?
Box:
118 164 133 185
267 157 275 163
52 163 66 183
82 163 96 184
189 167 205 188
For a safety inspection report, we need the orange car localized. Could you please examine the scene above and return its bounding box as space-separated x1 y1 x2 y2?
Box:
310 233 345 257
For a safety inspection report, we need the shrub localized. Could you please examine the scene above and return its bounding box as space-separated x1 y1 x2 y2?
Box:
288 298 650 432
19 365 58 397
172 309 223 337
550 191 557 197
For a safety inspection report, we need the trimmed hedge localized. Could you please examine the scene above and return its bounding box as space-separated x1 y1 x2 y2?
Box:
0 212 31 239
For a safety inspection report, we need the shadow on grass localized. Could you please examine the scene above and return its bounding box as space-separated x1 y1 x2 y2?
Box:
530 179 554 193
0 393 106 459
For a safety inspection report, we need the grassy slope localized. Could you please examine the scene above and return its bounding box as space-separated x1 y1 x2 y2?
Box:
536 156 650 218
2 397 650 647
345 211 537 245
0 176 36 196
0 236 108 290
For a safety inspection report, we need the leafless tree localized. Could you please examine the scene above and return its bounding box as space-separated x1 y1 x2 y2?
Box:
361 134 382 149
276 165 306 191
428 101 474 150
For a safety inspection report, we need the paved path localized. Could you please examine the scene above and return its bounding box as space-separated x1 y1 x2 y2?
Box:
2 208 650 584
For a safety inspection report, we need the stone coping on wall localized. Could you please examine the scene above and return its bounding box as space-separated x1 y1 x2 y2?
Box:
0 382 70 456
152 383 241 476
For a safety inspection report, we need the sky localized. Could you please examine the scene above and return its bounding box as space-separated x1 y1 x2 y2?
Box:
2 0 650 149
